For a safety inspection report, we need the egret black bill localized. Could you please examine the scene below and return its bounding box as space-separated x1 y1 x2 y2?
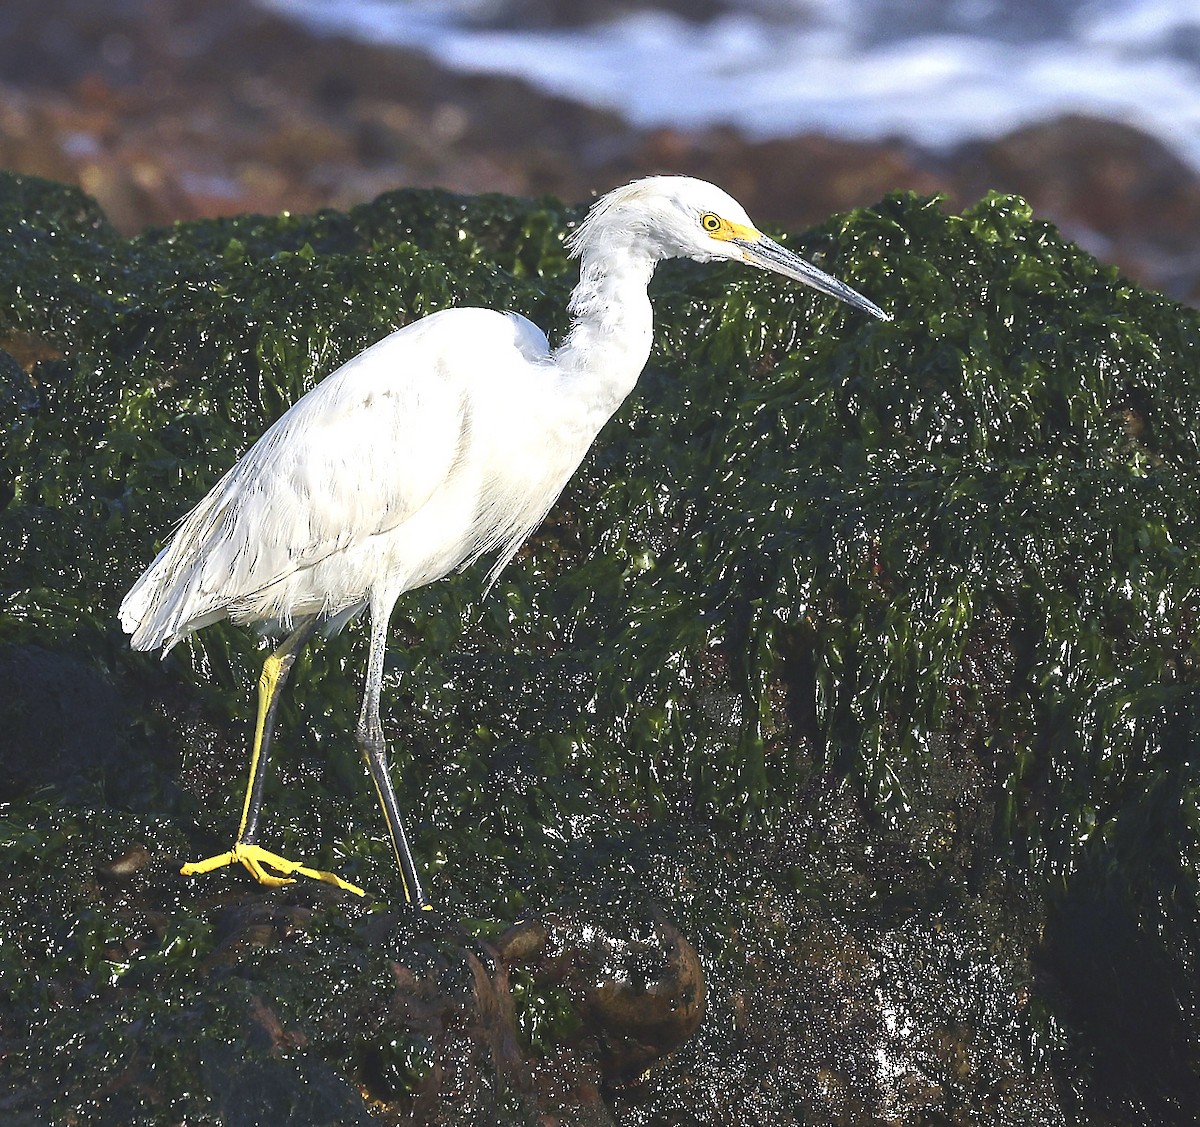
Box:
734 233 892 321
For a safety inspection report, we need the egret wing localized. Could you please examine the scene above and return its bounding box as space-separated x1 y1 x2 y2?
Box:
121 311 502 649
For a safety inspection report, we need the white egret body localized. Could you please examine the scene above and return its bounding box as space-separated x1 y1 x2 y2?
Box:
120 176 889 906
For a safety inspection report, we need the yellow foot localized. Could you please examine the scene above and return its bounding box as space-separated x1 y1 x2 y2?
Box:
180 842 366 897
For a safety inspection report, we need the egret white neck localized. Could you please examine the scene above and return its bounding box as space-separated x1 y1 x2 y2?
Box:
553 244 658 430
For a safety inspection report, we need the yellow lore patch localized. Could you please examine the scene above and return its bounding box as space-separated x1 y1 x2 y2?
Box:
701 212 761 243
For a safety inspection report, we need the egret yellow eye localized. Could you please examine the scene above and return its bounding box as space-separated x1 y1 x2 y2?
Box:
701 213 723 233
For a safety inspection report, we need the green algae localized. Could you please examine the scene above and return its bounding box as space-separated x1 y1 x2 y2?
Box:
2 171 1200 1122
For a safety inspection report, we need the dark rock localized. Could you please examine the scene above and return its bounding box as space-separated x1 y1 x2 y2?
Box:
2 172 1199 1125
0 644 123 800
501 908 707 1086
954 115 1200 303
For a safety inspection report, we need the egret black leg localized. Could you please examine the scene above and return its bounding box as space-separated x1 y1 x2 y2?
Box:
358 610 430 909
180 617 366 896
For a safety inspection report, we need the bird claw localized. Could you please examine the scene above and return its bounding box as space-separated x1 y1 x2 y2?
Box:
180 842 366 897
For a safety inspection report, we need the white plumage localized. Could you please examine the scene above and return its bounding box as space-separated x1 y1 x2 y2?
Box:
122 308 571 647
120 175 888 906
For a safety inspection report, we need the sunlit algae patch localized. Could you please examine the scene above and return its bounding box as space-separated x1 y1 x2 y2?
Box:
1 170 1197 1124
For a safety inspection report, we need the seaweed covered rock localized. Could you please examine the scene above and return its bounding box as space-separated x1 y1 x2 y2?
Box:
1 170 1198 1124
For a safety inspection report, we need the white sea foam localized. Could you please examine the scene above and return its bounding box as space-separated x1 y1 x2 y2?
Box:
259 0 1200 168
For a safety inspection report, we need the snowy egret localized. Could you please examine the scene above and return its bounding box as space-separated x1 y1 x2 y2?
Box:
120 176 889 908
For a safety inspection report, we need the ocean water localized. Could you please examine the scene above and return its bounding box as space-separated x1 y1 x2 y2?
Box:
260 0 1200 169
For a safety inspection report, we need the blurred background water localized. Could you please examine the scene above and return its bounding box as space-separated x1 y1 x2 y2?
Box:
2 0 1200 299
265 0 1200 167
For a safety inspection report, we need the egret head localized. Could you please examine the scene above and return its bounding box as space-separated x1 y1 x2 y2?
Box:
569 175 890 321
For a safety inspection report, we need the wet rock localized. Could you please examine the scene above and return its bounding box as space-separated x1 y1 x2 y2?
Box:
2 173 1199 1125
96 843 152 880
500 908 707 1086
575 912 706 1086
0 644 123 801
